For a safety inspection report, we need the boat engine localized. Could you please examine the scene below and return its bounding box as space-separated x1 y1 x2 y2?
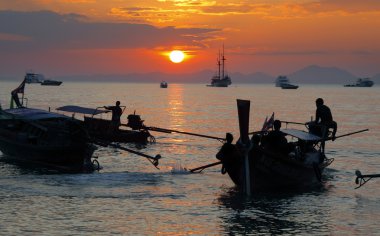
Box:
127 112 145 130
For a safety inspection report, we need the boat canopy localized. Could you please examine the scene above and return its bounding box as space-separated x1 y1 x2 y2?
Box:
282 129 322 141
57 105 109 115
4 108 68 120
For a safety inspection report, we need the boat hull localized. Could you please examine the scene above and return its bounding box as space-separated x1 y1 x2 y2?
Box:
0 136 92 170
84 116 151 143
281 84 299 89
220 146 328 191
0 108 93 171
41 80 62 86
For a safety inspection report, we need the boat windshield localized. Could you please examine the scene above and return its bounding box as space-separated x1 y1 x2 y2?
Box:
282 129 322 141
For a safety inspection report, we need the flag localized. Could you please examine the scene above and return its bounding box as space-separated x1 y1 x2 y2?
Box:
261 116 268 131
261 112 274 131
10 79 26 108
11 79 26 95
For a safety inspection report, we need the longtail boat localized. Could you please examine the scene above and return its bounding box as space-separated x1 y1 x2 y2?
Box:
216 99 367 193
0 80 96 171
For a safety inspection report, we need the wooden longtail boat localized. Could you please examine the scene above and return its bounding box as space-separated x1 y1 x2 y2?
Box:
217 100 335 193
0 79 96 171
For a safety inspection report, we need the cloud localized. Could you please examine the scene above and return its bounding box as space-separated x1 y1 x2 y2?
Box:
306 0 380 14
0 10 219 51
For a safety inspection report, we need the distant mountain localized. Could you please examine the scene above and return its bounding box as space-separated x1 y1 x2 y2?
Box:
288 65 357 84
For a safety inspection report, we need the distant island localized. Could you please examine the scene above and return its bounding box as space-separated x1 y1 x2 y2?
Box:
1 65 379 84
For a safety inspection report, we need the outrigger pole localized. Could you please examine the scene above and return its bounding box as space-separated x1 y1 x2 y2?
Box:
143 126 225 142
188 161 222 173
355 170 380 189
92 140 161 169
324 129 369 141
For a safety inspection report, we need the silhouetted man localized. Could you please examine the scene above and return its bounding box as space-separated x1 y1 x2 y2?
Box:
104 101 123 132
265 120 292 155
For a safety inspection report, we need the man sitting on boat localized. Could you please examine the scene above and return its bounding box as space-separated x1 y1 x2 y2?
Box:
104 101 123 132
309 98 337 140
263 120 293 155
306 98 337 153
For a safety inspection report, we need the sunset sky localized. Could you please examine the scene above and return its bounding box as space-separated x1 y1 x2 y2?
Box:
0 0 379 79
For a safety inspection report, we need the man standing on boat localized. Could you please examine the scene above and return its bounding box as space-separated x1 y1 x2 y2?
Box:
104 101 123 132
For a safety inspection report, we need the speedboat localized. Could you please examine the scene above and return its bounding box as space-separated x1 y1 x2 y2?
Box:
275 76 299 89
344 78 374 87
160 81 168 88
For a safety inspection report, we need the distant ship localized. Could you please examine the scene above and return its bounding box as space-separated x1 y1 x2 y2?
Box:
24 72 44 84
160 81 168 88
207 46 232 87
275 76 299 89
344 78 374 87
41 79 62 86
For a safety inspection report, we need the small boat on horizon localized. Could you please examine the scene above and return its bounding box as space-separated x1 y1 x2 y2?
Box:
160 81 168 88
24 72 44 84
207 46 232 87
344 78 374 87
275 76 299 89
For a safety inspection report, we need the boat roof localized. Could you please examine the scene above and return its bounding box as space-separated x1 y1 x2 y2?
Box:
282 129 322 141
56 105 109 115
4 108 69 120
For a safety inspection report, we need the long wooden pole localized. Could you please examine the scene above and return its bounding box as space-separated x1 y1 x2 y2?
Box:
325 129 369 141
189 161 222 173
143 126 225 141
93 140 161 169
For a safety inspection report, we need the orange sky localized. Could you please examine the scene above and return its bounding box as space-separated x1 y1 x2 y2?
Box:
0 0 379 78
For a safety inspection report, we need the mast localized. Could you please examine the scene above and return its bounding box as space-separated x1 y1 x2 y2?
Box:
217 50 221 79
222 45 226 80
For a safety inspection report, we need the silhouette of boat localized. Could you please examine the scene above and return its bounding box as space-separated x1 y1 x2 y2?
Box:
56 106 153 144
207 46 231 87
0 80 95 171
344 78 374 87
217 100 336 192
160 81 168 88
24 72 44 84
275 76 298 89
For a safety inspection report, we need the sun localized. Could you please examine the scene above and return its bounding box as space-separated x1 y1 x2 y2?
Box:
169 50 185 63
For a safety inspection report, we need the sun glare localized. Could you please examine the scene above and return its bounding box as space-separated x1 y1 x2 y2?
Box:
169 50 185 63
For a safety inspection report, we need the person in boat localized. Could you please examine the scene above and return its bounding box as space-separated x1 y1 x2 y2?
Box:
309 98 337 141
216 133 242 184
104 101 123 132
263 120 293 155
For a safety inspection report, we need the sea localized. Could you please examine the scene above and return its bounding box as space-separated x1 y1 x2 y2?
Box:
0 81 380 235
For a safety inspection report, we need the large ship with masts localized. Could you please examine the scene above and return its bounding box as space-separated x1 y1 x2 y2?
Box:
207 46 232 87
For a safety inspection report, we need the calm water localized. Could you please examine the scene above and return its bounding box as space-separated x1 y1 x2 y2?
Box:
1 81 380 235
